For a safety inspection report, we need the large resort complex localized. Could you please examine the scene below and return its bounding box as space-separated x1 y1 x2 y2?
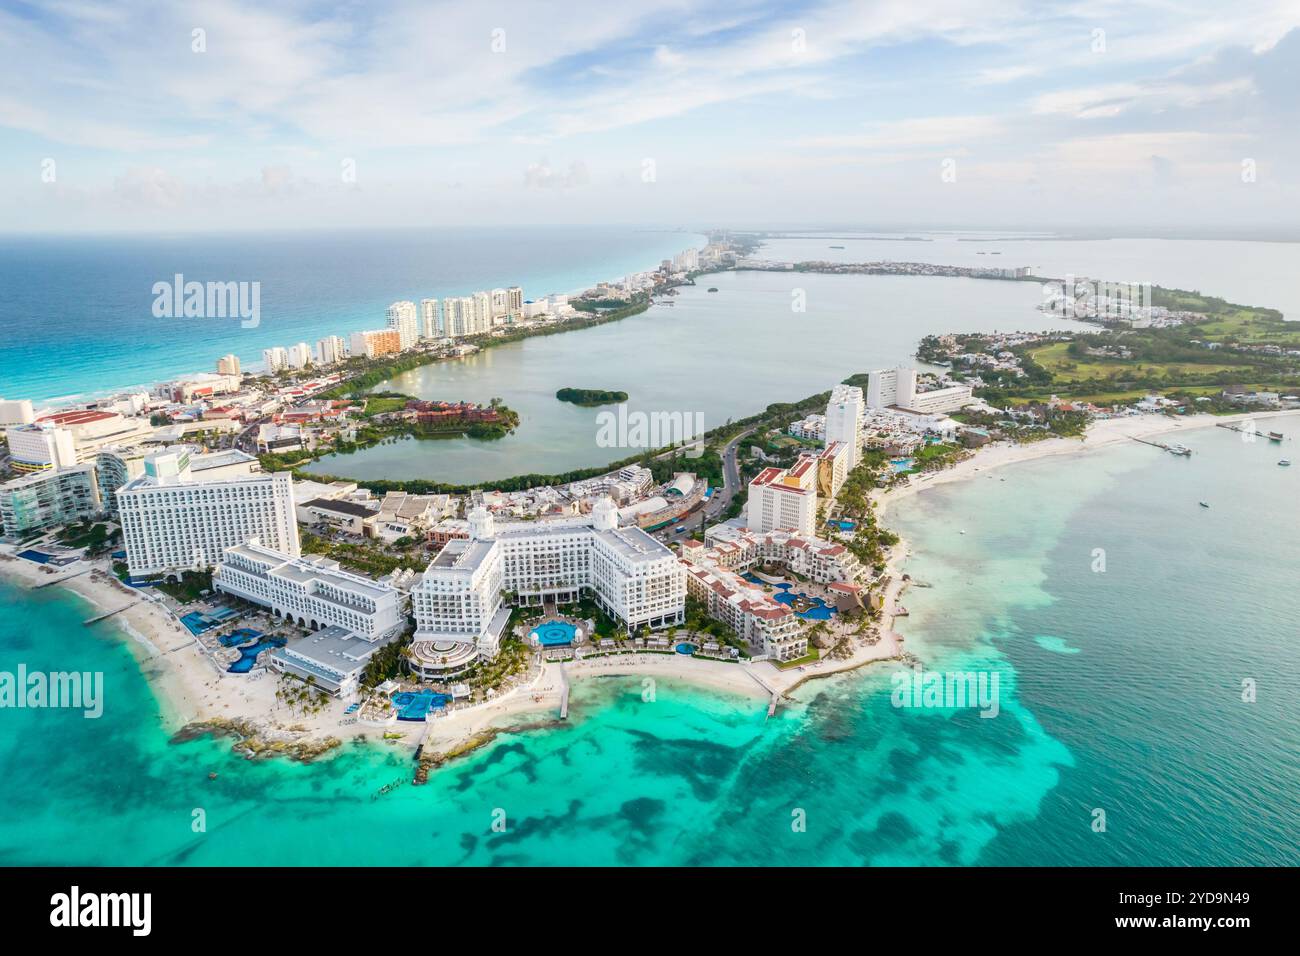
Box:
408 498 686 679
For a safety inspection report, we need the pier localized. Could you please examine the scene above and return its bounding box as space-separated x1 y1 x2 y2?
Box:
558 663 570 719
83 604 134 626
745 667 781 717
32 567 90 588
1129 436 1191 456
1216 422 1284 441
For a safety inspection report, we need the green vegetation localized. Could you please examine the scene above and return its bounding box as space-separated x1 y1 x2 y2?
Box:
57 520 113 553
357 392 413 417
300 531 427 577
555 387 629 406
156 569 213 603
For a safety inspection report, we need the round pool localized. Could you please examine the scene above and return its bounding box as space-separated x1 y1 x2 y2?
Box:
675 642 696 655
533 620 577 647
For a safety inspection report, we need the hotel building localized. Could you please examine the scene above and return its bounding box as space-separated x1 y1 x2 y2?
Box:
745 458 817 536
867 366 973 415
262 346 290 373
385 301 420 350
349 329 402 360
420 299 440 339
679 561 806 662
691 524 863 586
315 335 346 365
0 464 101 541
4 423 78 473
215 540 406 640
409 499 685 678
6 410 153 473
117 450 299 578
216 354 241 376
825 383 864 469
286 342 313 369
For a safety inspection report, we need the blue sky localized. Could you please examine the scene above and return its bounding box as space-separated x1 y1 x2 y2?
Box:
2 0 1298 234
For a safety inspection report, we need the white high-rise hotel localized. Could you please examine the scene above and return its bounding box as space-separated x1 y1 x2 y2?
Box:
118 451 299 578
825 383 864 469
867 366 973 415
385 300 420 350
420 299 440 339
412 499 685 664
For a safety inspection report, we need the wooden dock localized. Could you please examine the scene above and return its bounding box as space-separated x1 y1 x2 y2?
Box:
558 663 570 719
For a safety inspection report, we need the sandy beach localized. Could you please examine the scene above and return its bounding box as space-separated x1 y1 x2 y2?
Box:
3 406 1294 764
875 408 1300 520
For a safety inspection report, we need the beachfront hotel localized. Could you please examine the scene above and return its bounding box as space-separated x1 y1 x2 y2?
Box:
117 450 299 579
679 560 807 662
214 539 407 640
0 463 101 541
409 498 685 678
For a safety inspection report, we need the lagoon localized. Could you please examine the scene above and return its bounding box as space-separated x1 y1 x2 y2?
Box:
304 270 1090 484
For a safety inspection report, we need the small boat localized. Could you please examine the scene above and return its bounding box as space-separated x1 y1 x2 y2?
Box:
1199 501 1210 508
959 530 967 535
1280 459 1292 467
1267 431 1283 441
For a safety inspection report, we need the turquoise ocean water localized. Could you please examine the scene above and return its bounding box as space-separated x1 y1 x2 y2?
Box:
2 415 1296 865
0 228 702 403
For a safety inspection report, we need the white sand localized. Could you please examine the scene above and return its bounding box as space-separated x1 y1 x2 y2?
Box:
4 406 1293 762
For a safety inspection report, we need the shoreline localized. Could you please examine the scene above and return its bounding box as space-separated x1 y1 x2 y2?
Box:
19 233 709 411
874 408 1299 522
3 406 1294 769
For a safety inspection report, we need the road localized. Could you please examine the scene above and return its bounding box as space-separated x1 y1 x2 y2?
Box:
656 425 757 547
706 425 757 520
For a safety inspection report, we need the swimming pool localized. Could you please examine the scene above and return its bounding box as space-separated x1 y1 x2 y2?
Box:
227 636 287 673
391 689 452 720
532 620 577 647
218 627 262 647
889 458 915 474
675 642 697 655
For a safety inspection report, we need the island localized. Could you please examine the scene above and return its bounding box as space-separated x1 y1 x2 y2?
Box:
555 387 629 407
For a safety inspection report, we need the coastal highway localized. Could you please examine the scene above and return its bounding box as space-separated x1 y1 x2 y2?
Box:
656 425 756 546
706 425 756 520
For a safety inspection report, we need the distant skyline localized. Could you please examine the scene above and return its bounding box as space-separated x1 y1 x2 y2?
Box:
3 0 1299 236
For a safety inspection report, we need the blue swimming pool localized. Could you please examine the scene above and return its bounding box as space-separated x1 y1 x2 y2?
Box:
391 689 452 720
771 589 836 620
533 620 577 647
227 636 287 673
218 627 262 647
889 457 915 474
675 642 696 655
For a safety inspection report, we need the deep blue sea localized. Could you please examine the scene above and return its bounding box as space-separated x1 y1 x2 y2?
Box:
0 227 701 402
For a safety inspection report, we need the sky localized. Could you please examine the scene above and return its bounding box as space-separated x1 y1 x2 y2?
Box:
2 0 1299 236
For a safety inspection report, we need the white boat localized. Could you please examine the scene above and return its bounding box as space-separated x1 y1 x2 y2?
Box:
1280 459 1292 467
